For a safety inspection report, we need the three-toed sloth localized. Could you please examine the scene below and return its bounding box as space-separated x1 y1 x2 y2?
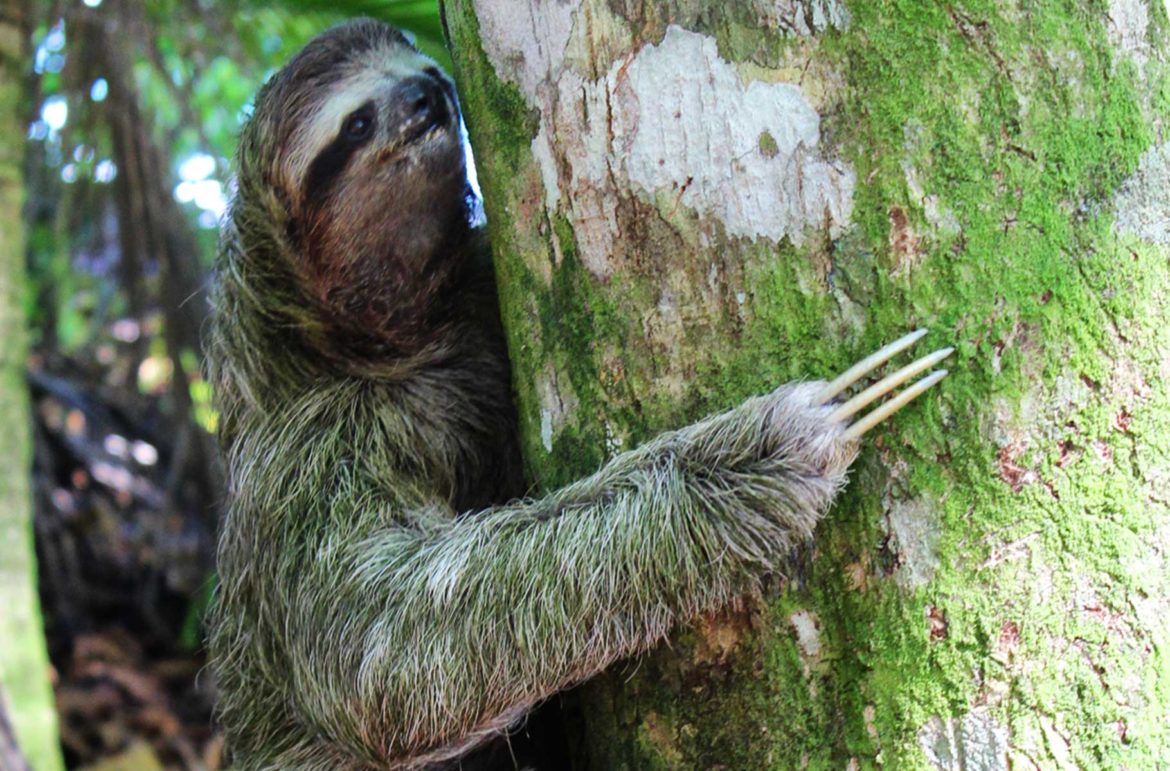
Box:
206 18 948 771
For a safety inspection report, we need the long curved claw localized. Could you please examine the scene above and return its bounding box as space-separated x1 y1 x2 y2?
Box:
841 369 948 441
828 346 954 424
814 328 929 405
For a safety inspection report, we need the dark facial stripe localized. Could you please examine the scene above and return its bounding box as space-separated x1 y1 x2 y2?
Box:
302 100 376 205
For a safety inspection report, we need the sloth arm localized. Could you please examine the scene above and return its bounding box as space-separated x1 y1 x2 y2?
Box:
324 384 846 761
286 335 948 763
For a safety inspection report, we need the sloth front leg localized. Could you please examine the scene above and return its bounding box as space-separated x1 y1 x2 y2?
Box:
325 331 951 766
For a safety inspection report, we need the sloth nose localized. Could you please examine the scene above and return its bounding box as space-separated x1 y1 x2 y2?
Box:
391 75 450 141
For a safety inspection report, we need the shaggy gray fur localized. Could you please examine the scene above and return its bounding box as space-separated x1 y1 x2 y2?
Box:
207 19 859 771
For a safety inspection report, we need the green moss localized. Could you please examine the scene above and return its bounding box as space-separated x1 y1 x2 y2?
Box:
442 4 536 176
448 0 1170 765
618 0 1166 765
793 3 1165 761
758 130 780 158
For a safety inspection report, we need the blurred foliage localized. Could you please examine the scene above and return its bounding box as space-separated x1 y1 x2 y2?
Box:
28 0 445 384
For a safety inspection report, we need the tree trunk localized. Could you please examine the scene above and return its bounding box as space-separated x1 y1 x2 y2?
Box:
0 1 64 769
445 1 1170 768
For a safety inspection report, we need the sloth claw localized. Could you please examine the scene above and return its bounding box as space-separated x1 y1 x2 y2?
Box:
815 328 929 404
814 329 952 441
840 368 948 440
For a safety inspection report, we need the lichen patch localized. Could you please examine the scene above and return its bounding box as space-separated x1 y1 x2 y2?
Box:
886 495 942 588
495 18 854 274
548 69 618 277
788 609 822 661
1114 141 1170 248
1106 0 1151 66
535 364 579 453
750 0 851 35
917 710 1009 771
532 122 561 214
611 27 854 244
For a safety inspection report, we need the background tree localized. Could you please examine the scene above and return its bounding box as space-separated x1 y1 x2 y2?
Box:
443 0 1170 767
0 0 64 768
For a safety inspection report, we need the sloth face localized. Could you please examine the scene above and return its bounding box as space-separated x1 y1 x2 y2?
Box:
298 65 457 203
242 20 475 356
284 39 465 225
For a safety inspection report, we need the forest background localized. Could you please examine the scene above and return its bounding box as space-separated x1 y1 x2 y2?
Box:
1 2 445 768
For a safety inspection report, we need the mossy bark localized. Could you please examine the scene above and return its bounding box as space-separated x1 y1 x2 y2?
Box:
0 1 64 769
444 0 1170 767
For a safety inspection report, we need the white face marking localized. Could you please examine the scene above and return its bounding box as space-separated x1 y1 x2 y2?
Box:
282 45 441 202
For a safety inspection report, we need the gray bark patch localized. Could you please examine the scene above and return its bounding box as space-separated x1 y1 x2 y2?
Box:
612 27 854 244
530 26 855 275
750 0 850 35
886 495 942 589
1114 141 1170 247
1106 0 1151 66
473 0 577 104
918 710 1009 771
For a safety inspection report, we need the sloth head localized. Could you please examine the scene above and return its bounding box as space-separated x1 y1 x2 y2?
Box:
227 19 473 364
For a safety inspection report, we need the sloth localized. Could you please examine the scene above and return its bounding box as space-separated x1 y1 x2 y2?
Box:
205 18 951 771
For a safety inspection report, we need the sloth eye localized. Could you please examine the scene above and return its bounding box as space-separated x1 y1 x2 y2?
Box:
343 107 375 143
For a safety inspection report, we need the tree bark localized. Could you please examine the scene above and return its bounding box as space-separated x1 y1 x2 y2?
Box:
0 1 64 769
0 687 33 771
444 1 1170 768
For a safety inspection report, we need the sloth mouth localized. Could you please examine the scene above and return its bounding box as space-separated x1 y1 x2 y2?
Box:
401 115 446 146
379 126 447 165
